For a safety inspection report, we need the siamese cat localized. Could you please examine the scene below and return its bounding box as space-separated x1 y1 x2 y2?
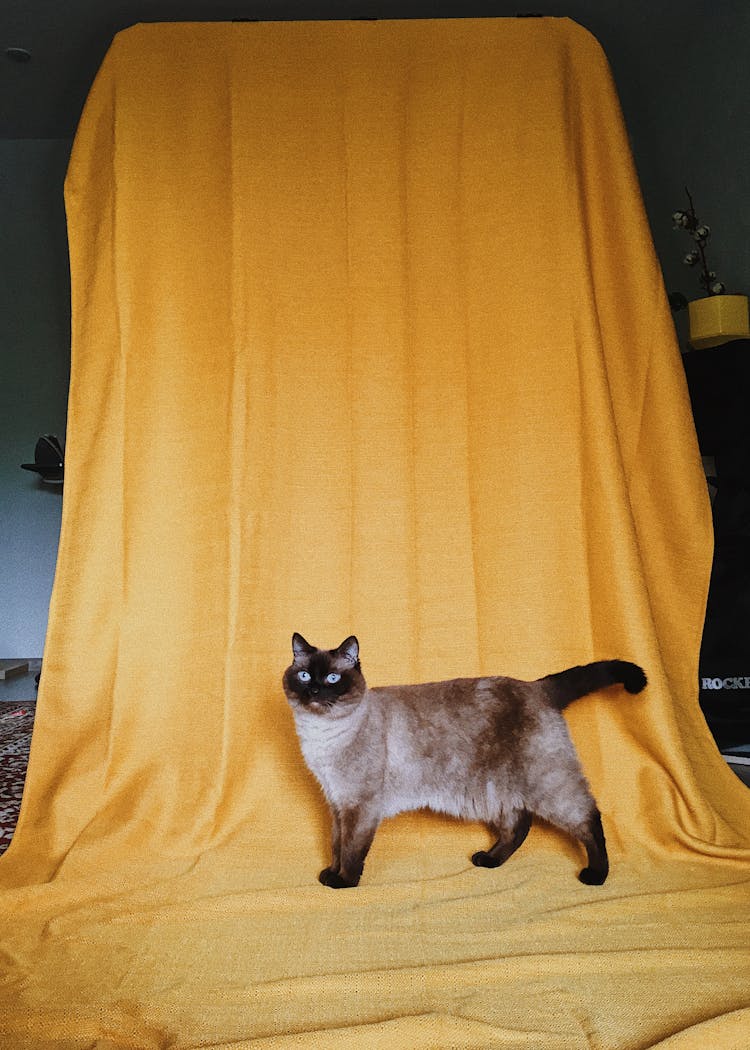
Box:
283 634 646 889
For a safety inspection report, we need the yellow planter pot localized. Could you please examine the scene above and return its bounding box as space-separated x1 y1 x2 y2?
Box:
688 293 750 348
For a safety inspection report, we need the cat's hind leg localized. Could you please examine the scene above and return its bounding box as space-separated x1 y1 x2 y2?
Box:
576 808 608 885
472 809 532 869
532 795 609 885
525 732 610 884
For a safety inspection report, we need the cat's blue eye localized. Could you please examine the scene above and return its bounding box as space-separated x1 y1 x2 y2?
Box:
325 672 341 684
297 670 311 683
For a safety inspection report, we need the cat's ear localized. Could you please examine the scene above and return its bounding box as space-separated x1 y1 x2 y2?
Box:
336 636 359 666
292 633 314 660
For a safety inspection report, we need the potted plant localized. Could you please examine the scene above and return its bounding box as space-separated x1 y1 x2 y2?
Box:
670 188 749 348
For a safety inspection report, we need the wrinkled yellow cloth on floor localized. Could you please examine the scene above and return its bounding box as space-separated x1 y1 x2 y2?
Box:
2 17 749 1049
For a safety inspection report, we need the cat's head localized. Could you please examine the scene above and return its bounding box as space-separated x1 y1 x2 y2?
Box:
283 633 366 715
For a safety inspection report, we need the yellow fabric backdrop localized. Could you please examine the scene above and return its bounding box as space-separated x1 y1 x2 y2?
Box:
1 17 748 1048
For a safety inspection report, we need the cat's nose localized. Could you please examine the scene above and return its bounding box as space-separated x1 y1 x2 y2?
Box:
310 686 320 695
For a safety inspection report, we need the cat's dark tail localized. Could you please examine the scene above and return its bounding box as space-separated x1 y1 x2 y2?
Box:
540 660 647 711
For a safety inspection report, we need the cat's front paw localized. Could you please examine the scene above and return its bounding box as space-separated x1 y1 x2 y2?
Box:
471 850 502 869
318 867 358 889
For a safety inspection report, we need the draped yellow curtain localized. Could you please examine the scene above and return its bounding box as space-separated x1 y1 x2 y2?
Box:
1 18 748 1049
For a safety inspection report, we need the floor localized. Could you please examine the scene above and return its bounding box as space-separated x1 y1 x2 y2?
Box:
0 701 36 854
0 662 41 854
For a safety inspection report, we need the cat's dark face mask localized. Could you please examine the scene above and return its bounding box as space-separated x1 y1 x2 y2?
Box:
282 633 366 714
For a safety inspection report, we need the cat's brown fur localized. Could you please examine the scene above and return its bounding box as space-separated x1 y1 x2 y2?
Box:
283 634 646 888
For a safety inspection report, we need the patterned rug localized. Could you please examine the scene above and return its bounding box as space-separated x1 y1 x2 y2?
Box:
0 703 35 855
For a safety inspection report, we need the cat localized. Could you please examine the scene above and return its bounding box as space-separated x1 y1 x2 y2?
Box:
282 633 647 889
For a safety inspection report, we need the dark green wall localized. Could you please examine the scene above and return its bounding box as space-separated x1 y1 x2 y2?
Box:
609 1 750 340
1 139 71 656
1 3 748 655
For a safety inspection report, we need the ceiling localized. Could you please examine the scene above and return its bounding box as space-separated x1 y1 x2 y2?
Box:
1 0 599 139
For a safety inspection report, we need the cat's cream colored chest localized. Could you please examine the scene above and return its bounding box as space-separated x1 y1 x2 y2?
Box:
293 709 369 804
